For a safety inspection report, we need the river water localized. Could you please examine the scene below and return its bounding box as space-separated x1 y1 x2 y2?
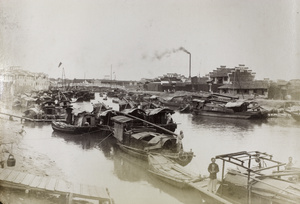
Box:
19 93 300 204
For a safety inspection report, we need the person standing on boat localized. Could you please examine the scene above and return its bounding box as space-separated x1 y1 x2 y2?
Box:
176 130 184 151
285 156 294 170
166 113 173 124
207 157 219 193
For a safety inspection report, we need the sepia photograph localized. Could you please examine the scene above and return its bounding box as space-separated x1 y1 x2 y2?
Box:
1 0 300 203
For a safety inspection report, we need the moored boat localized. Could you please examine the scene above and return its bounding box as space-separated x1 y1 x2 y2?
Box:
216 151 300 204
51 121 99 134
145 108 177 132
148 154 201 188
179 104 191 113
51 107 99 134
192 97 268 119
111 115 194 166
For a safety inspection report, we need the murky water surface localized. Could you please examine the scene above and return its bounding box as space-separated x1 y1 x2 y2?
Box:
19 94 300 204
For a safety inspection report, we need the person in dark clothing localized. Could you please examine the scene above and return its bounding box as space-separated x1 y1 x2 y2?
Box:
207 157 219 193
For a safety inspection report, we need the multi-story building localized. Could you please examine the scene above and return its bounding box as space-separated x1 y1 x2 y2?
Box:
0 66 50 100
208 64 268 97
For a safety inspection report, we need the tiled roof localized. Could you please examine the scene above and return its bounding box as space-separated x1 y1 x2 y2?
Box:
209 68 235 77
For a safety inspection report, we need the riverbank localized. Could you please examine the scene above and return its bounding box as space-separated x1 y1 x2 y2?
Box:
134 90 300 110
0 116 66 203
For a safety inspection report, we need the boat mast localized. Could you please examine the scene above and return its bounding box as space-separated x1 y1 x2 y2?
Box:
62 67 65 91
110 65 112 88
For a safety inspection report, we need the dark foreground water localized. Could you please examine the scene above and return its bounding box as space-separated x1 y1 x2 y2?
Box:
18 94 300 204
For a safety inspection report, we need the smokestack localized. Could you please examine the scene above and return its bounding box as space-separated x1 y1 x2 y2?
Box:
178 47 191 78
153 47 191 77
189 53 191 78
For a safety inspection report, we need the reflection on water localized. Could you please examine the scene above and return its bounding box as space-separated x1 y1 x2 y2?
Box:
51 130 112 151
16 95 300 204
191 115 266 131
112 146 217 204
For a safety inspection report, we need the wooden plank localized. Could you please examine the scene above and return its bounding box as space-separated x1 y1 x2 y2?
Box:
46 178 57 191
29 176 42 188
6 171 20 182
73 183 81 195
14 172 27 184
21 174 35 186
0 169 12 180
37 177 50 189
55 179 71 192
188 180 232 204
81 184 90 196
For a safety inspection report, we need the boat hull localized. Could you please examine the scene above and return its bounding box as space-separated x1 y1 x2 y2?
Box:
51 121 99 134
117 143 194 166
192 110 268 119
148 154 200 188
148 169 191 188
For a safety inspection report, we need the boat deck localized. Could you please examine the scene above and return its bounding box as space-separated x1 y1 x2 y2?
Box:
188 179 232 204
148 154 232 204
0 168 112 203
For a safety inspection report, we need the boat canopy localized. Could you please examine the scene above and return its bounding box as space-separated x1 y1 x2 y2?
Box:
99 110 114 116
131 131 170 145
92 102 110 110
192 99 205 103
150 95 158 99
146 108 175 116
122 108 146 115
111 115 133 124
216 151 286 175
225 101 245 108
211 93 239 99
24 107 40 115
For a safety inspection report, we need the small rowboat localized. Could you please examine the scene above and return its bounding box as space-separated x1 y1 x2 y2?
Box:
148 154 201 188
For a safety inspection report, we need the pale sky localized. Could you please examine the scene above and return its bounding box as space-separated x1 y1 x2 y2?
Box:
1 0 300 81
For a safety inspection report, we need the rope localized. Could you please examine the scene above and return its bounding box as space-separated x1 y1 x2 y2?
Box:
94 132 113 146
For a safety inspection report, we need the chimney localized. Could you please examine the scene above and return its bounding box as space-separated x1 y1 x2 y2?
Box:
189 53 191 78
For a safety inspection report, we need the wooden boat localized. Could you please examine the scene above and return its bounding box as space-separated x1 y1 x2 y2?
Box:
191 97 268 119
121 108 178 133
179 104 191 113
117 142 194 166
51 108 99 134
148 154 201 188
73 91 93 102
112 99 119 104
285 110 300 121
216 151 300 204
51 121 99 134
111 115 194 166
145 108 177 132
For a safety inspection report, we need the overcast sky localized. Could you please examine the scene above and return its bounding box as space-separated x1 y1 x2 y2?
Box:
1 0 299 81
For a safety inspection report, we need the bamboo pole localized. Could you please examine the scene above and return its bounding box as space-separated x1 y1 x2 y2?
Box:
115 110 178 136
